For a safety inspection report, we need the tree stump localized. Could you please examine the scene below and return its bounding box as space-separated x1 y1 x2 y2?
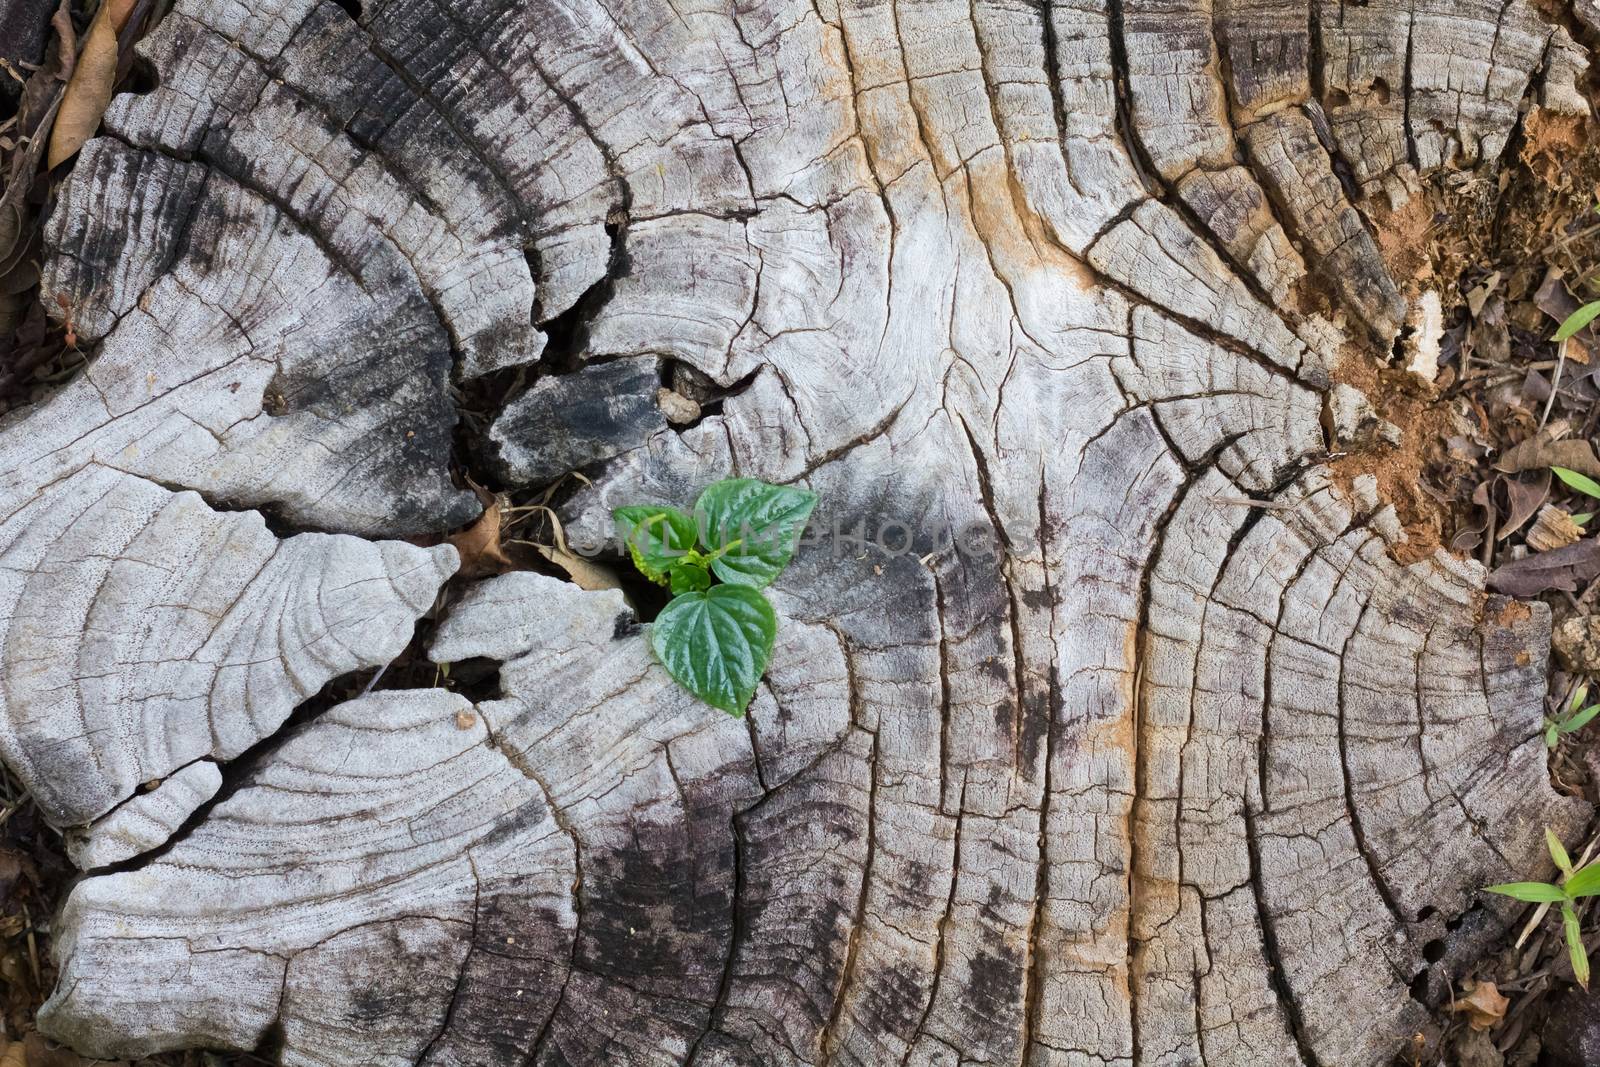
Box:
1 0 1592 1063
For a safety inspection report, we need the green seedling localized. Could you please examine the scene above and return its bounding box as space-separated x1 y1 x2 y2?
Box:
614 478 817 716
1556 300 1600 345
1547 684 1600 749
1486 829 1600 989
1551 465 1599 525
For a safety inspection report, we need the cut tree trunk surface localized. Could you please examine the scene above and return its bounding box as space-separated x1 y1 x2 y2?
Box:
0 0 1593 1063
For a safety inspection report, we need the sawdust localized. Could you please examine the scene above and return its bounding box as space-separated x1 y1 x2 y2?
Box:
1522 107 1591 187
1326 348 1460 566
1370 193 1438 293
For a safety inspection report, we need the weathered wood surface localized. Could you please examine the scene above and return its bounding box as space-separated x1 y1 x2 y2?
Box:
2 0 1594 1063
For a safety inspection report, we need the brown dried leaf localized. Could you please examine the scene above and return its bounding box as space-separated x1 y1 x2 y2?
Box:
45 0 136 169
1450 980 1508 1032
447 497 510 578
1537 269 1600 350
49 0 75 82
1488 537 1600 596
1498 471 1552 541
1467 272 1502 318
1496 435 1600 479
536 545 623 592
1467 295 1510 364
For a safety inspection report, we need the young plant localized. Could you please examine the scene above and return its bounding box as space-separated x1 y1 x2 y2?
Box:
1552 465 1600 526
1485 828 1600 989
1546 683 1600 749
1556 298 1600 347
614 478 817 716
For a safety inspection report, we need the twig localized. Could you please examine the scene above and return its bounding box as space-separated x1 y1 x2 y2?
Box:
360 662 389 696
21 902 39 988
1540 338 1568 430
1542 221 1600 259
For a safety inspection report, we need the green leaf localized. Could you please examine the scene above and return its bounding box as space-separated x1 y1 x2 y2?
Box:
694 478 819 589
1549 724 1562 749
1484 881 1568 902
1565 863 1600 899
1553 466 1600 501
1567 902 1592 989
614 506 699 584
650 584 778 716
1577 685 1592 710
1551 828 1576 877
668 562 711 594
1575 512 1594 526
1555 301 1600 342
1562 703 1600 736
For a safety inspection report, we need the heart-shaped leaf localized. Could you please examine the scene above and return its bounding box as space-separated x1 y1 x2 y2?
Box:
695 478 818 588
650 584 776 715
669 562 711 594
614 506 699 584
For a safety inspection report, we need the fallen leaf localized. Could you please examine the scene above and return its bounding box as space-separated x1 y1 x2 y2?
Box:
447 496 510 578
1450 980 1508 1032
1521 368 1552 405
1467 295 1510 365
1497 435 1600 479
1467 271 1502 318
1538 269 1600 354
1488 537 1600 596
537 544 623 592
0 848 32 900
0 1038 22 1067
1497 471 1552 541
45 0 136 169
50 0 76 83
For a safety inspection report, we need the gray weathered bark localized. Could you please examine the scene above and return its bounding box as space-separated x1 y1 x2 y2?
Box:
0 0 1592 1063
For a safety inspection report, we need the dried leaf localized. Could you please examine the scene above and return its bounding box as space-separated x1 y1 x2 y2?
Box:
0 197 22 267
1488 537 1600 596
1446 435 1488 463
1498 471 1552 541
536 544 623 592
49 0 75 82
1467 272 1502 318
1496 435 1600 479
1521 368 1553 405
1467 295 1510 365
447 497 510 578
1528 505 1585 553
45 0 136 169
1449 980 1508 1032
